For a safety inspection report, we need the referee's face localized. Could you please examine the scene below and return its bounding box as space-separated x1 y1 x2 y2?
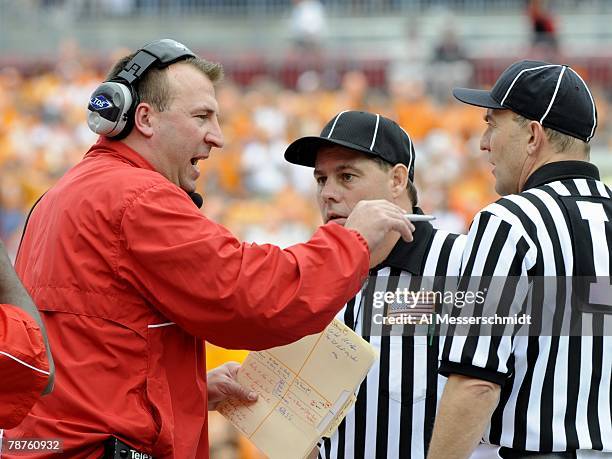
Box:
313 146 397 225
481 109 530 196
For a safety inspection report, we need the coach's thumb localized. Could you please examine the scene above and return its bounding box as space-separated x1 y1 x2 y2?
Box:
226 381 258 403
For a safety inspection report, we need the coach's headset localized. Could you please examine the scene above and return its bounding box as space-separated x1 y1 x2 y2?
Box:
87 38 196 140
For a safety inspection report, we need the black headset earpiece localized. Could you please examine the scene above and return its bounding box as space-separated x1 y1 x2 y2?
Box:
87 39 196 139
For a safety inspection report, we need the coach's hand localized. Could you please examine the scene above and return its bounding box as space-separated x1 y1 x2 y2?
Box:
207 361 258 411
345 199 415 250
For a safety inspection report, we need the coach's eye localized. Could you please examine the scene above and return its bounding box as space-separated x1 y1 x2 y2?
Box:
316 176 326 186
341 173 355 183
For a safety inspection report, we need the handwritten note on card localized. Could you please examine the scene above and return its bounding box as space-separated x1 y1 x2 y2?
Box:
218 319 377 459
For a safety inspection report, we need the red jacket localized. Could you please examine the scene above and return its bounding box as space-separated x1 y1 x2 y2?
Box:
0 304 49 429
5 138 369 458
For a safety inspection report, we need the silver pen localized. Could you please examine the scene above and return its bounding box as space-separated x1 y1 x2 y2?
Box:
404 214 436 222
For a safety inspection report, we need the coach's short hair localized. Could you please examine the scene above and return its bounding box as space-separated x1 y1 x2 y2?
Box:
106 54 223 113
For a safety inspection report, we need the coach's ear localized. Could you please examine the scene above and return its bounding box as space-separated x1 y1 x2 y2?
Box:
390 163 409 199
526 120 547 156
133 102 155 138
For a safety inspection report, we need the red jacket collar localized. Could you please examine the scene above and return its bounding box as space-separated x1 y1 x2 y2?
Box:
85 137 157 172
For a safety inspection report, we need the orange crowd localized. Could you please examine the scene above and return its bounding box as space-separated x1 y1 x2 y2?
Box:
0 51 509 251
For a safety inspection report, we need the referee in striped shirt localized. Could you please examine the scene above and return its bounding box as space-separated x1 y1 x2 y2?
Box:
429 61 612 458
285 110 467 459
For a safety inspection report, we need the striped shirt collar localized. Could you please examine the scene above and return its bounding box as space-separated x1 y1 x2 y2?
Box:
524 160 600 190
373 207 435 275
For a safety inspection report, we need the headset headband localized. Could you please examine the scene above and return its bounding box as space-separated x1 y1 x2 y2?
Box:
114 39 197 85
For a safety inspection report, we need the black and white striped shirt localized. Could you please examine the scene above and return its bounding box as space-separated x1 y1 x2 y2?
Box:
440 161 612 453
319 213 466 459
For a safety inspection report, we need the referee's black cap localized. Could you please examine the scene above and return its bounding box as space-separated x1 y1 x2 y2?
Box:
453 60 598 142
284 110 415 181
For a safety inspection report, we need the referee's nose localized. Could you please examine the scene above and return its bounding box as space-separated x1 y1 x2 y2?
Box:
319 178 342 203
480 129 491 152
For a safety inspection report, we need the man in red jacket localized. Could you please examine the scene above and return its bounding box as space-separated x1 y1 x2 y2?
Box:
0 239 54 429
5 39 414 458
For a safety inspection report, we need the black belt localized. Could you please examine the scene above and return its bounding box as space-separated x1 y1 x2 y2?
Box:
499 448 576 459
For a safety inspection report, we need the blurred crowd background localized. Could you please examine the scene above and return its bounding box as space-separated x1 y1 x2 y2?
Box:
1 0 612 457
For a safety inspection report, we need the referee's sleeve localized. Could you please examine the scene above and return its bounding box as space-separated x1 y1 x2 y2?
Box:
439 209 533 385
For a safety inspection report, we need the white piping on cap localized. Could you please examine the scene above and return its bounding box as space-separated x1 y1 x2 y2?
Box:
399 126 414 177
327 110 350 139
369 114 380 150
540 66 567 124
0 351 50 375
567 67 598 141
500 64 559 106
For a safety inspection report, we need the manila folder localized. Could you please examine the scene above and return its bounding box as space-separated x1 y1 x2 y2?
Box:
217 318 377 459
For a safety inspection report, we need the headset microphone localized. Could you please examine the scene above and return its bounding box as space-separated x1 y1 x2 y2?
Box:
189 192 204 209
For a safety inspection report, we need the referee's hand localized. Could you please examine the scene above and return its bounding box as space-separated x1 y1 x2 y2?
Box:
345 199 415 250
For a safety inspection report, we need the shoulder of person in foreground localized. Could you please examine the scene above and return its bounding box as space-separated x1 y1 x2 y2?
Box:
0 303 51 429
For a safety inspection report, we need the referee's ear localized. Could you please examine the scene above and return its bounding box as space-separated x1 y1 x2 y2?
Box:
390 163 409 199
526 120 547 156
